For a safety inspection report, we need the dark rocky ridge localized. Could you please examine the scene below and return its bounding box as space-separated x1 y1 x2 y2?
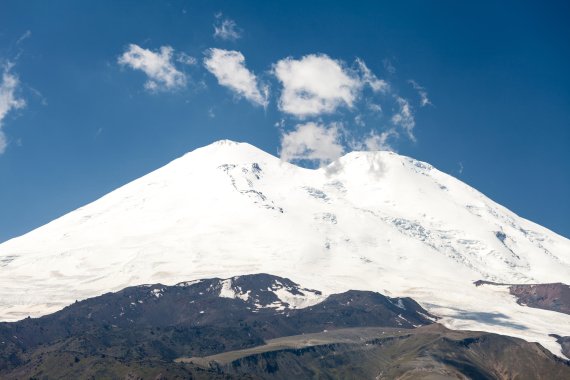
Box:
0 274 434 378
0 274 568 379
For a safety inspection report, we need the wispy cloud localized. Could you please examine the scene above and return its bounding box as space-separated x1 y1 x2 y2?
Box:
367 102 382 113
0 62 26 154
16 30 32 45
203 48 268 107
273 54 362 118
383 58 396 74
176 52 197 66
356 58 389 93
359 129 398 152
118 44 186 91
279 122 344 166
408 79 431 107
213 14 242 41
391 96 416 141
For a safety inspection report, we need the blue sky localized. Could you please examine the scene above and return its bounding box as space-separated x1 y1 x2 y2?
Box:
0 0 569 241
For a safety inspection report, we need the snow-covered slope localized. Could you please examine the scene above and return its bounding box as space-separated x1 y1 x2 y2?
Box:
1 140 569 356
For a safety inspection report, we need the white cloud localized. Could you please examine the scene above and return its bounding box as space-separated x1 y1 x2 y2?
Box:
408 79 431 107
280 122 344 165
363 129 398 151
177 52 197 66
0 63 26 154
356 58 389 93
273 54 362 117
391 96 415 140
367 102 382 113
118 44 186 91
204 48 268 107
213 15 242 41
354 114 365 127
347 128 398 152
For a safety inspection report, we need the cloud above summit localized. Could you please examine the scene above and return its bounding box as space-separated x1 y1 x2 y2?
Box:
391 96 415 140
273 54 363 117
273 54 391 118
118 44 187 91
203 48 268 107
280 122 344 165
270 53 420 164
116 44 426 166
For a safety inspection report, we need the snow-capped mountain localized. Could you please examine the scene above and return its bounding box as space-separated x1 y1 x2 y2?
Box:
1 140 569 356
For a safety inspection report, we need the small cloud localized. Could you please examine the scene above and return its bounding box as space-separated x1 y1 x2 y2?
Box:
273 54 362 118
29 87 47 106
203 48 268 107
356 58 389 93
367 102 382 113
408 79 431 107
354 114 365 127
458 162 464 175
0 62 26 154
362 129 398 151
347 128 397 152
280 122 344 166
391 96 415 141
118 44 186 92
208 107 215 118
383 59 396 74
213 14 242 41
16 30 32 45
177 52 197 66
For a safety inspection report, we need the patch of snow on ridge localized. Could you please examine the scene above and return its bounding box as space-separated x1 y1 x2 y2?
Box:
218 279 236 299
216 278 253 302
218 278 252 301
394 299 406 309
217 276 327 309
273 287 327 309
176 279 202 287
236 289 251 301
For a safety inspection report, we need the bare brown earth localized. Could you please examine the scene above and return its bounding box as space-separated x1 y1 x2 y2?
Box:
178 325 570 379
509 283 570 315
475 280 570 315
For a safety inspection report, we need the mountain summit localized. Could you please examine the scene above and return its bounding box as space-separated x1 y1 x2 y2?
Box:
1 140 569 356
